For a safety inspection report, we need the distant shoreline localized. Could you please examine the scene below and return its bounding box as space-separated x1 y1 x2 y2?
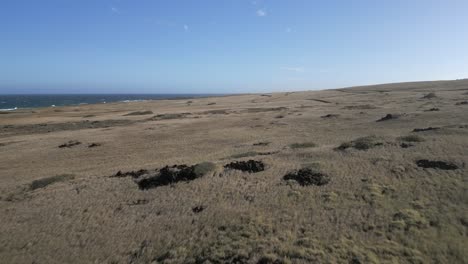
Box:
0 93 230 111
3 78 466 112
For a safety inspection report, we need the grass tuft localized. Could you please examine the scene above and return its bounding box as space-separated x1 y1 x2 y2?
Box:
337 136 384 151
398 135 425 142
290 142 317 149
124 111 153 116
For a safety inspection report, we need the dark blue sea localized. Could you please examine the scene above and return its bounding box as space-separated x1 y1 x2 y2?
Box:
0 94 220 111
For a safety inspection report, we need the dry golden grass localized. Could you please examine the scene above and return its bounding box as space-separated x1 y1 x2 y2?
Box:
0 79 467 263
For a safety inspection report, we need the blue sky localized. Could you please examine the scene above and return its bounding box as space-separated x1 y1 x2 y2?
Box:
1 0 467 94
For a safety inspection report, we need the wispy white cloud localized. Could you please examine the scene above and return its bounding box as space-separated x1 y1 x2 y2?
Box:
111 7 120 14
281 67 305 73
256 9 267 17
183 24 189 31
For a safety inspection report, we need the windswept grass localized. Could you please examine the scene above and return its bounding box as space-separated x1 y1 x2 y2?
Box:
337 136 384 151
290 142 317 149
124 110 153 116
398 135 425 142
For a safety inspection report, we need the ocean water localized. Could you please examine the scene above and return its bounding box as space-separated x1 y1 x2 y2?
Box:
0 94 218 111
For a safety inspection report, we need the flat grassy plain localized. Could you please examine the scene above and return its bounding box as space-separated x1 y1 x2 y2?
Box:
0 80 467 263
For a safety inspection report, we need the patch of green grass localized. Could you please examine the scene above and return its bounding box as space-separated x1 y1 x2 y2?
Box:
322 191 338 203
193 162 217 177
149 113 191 120
123 110 153 116
337 136 384 151
391 209 429 231
353 136 383 150
422 92 437 99
230 151 259 158
290 142 317 149
398 135 425 142
30 174 75 190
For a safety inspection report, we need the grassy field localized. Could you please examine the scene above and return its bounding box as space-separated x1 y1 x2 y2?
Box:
0 79 467 263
